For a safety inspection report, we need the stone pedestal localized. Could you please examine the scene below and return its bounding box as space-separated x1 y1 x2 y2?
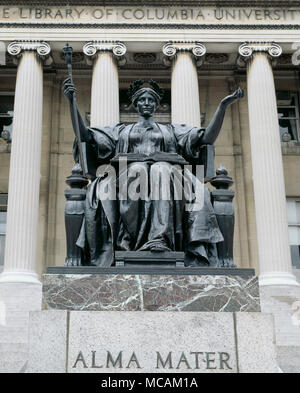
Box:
26 269 280 373
27 310 279 373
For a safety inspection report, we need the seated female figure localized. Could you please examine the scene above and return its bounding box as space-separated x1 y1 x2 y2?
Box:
63 79 243 267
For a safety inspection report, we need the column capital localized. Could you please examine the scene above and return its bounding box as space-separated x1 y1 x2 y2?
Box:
7 40 52 65
237 41 282 66
83 41 127 66
162 41 206 67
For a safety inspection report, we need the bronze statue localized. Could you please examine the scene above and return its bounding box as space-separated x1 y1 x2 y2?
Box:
63 74 243 268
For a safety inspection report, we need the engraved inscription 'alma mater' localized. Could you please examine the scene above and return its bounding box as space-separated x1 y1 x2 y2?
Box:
72 350 233 371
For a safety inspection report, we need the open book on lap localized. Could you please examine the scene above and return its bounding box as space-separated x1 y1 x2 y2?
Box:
110 152 189 165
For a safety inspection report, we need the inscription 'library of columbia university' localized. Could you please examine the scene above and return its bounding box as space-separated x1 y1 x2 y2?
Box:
0 7 298 22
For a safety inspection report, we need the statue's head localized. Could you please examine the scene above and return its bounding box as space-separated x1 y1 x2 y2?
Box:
128 80 164 116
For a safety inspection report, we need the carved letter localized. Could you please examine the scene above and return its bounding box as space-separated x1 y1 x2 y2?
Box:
181 10 188 20
3 8 9 18
168 10 178 19
176 352 192 369
73 351 88 368
122 9 132 19
219 352 232 370
133 9 145 20
126 352 141 369
91 350 103 368
65 9 73 19
19 8 28 19
54 9 63 19
190 352 204 369
92 9 104 19
45 8 53 19
35 9 43 19
205 352 217 369
196 10 205 19
106 351 123 368
156 352 173 369
74 8 84 18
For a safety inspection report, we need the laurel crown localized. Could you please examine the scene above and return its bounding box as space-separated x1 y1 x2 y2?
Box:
127 79 165 101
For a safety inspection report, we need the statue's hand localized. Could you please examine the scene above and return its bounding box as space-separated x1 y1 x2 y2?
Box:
62 77 76 103
221 87 244 107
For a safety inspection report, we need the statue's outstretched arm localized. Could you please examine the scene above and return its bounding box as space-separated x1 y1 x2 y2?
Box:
62 77 92 143
201 87 244 145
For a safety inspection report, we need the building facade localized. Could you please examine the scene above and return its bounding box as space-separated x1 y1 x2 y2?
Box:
0 0 300 372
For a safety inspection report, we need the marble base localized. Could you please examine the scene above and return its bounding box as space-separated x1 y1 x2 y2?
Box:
27 310 279 373
42 270 260 312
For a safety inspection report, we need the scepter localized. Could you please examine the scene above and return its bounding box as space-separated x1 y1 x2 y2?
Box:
63 43 87 177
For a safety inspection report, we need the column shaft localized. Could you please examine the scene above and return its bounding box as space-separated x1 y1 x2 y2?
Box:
171 52 201 127
0 52 43 284
247 52 298 286
90 52 119 127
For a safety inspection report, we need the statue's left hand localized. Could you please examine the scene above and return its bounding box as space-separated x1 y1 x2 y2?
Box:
221 87 244 107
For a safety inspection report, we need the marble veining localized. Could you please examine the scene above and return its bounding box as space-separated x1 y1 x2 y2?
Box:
42 273 260 312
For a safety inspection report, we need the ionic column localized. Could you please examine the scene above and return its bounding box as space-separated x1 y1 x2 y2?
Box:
163 42 206 127
83 41 126 127
239 42 299 286
0 41 51 284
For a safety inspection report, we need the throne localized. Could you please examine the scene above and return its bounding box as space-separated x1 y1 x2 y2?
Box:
64 142 235 269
